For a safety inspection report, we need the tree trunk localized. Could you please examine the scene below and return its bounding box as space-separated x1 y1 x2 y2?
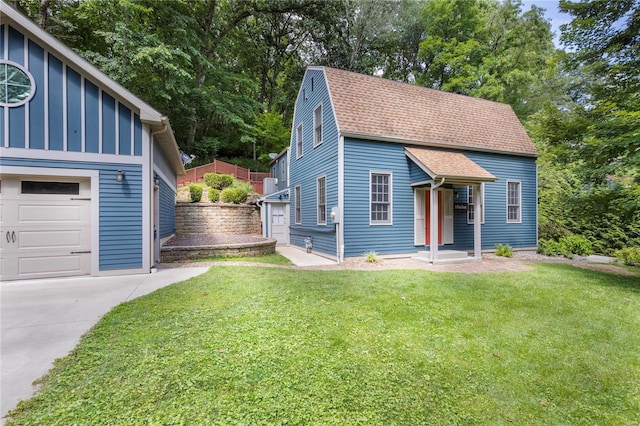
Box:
39 0 51 29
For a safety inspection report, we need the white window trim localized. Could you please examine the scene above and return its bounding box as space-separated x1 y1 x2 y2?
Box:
506 180 522 224
294 185 302 224
296 124 303 159
467 183 485 225
313 103 323 148
317 175 327 225
369 171 393 226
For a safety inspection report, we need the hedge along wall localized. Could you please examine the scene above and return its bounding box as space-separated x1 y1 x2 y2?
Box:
175 203 262 235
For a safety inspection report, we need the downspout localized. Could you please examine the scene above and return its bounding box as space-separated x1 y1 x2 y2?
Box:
429 177 445 263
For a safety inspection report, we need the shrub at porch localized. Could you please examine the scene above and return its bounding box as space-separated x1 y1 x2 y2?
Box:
204 173 234 190
221 187 248 204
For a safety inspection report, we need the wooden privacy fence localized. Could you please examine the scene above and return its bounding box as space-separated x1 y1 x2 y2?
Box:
178 159 270 194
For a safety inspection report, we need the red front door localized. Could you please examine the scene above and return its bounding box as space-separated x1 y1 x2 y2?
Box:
425 191 443 246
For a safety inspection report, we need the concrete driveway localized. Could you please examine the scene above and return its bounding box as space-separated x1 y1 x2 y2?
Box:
0 267 209 421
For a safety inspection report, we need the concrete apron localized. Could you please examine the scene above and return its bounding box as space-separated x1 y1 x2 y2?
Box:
1 267 209 421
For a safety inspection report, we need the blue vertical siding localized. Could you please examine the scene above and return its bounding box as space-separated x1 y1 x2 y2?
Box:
118 104 131 155
28 41 45 149
102 93 116 154
2 25 144 157
85 81 100 153
288 69 339 256
8 26 23 62
8 27 25 148
48 55 64 150
159 178 176 238
343 139 417 256
66 68 82 152
0 156 144 271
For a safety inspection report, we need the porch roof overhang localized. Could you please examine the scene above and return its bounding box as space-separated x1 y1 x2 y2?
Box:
405 147 497 185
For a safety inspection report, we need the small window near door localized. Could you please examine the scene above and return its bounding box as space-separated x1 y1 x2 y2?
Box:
21 181 80 195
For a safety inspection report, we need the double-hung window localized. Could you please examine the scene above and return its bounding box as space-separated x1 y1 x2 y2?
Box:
370 172 392 224
317 176 326 225
295 185 302 224
313 104 322 147
467 184 484 224
507 180 521 223
296 124 303 158
280 159 286 184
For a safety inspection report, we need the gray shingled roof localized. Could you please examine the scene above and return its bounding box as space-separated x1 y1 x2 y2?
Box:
321 67 537 156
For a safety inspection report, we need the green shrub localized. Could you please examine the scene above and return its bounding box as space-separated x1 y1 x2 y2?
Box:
189 184 203 202
232 180 255 193
538 233 593 259
615 247 640 266
559 234 593 256
538 239 572 258
221 187 248 204
208 188 220 202
204 173 234 190
494 243 513 258
363 251 379 263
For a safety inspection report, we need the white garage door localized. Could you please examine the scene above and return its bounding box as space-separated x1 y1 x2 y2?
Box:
0 176 91 281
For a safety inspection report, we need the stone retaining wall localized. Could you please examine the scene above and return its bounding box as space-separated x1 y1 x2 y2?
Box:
175 203 261 235
161 239 276 262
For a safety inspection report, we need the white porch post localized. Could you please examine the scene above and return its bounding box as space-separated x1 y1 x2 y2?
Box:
429 188 439 262
473 183 482 259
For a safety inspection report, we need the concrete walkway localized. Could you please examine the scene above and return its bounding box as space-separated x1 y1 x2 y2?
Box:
276 245 337 267
1 267 209 421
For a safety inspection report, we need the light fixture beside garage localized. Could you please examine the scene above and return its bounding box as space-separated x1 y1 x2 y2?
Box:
116 170 125 182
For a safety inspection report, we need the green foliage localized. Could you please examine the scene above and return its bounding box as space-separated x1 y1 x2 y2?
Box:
188 184 203 203
538 234 593 259
538 239 572 258
204 173 234 190
363 251 379 263
559 234 593 256
615 248 640 266
208 188 220 203
221 188 248 204
7 265 640 424
494 243 513 258
231 180 254 194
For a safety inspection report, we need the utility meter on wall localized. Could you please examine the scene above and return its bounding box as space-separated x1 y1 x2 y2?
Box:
330 207 340 224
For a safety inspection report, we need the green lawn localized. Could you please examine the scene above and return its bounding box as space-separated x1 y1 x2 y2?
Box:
7 264 640 425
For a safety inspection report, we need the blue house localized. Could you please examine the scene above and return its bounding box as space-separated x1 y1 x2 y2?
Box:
260 148 290 244
269 66 537 262
0 2 184 280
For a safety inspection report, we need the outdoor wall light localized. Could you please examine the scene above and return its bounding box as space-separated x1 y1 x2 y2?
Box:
154 173 160 186
116 170 125 182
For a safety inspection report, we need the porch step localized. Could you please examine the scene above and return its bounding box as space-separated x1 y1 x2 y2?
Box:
414 250 472 262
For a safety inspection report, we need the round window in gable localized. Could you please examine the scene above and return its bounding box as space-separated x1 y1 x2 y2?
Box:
0 61 36 107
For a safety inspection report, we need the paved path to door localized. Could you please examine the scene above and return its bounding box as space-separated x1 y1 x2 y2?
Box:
1 267 209 422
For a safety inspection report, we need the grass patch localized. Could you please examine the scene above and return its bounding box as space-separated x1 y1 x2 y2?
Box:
7 264 640 425
171 253 293 266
